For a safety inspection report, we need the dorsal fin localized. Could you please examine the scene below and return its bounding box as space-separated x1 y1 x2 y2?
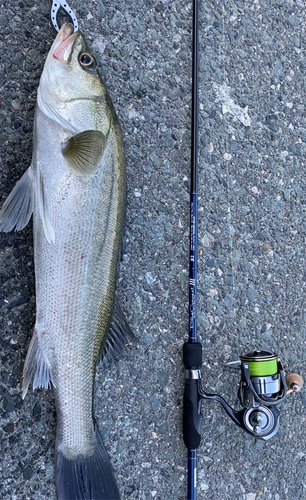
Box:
0 167 34 232
98 300 134 367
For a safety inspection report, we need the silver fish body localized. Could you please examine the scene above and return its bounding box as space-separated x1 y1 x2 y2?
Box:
0 23 129 500
33 102 124 451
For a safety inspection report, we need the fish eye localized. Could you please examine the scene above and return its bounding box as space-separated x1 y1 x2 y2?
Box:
79 52 97 70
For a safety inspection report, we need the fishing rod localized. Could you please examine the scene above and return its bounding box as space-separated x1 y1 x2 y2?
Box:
183 1 200 498
183 1 304 499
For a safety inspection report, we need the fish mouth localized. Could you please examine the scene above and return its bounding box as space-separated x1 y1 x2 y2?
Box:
52 23 79 63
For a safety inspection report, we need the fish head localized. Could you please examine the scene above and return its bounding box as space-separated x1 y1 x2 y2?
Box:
37 23 112 135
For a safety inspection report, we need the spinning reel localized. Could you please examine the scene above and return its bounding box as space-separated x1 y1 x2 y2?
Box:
183 346 303 449
235 350 303 439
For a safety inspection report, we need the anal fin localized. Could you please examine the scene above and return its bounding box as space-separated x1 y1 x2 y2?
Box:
99 300 134 366
22 329 55 399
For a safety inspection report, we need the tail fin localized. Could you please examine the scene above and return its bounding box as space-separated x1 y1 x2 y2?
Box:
55 429 120 500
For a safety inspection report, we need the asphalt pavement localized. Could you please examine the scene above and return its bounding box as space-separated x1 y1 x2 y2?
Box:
1 1 306 499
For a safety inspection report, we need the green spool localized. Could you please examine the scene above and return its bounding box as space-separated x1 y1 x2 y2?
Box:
240 351 278 377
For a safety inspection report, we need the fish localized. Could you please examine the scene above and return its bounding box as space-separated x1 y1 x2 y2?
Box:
0 23 132 500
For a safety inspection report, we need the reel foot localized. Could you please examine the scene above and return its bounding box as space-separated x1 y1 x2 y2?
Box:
286 373 304 394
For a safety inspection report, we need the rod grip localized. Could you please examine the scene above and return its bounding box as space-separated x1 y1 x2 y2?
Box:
183 379 202 450
183 342 202 450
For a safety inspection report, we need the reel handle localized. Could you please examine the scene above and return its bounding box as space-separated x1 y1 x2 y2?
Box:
286 373 304 394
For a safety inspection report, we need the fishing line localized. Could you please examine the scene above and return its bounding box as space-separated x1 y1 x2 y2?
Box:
218 1 241 385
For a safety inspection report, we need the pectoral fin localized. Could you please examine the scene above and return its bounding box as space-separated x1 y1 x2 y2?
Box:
62 130 107 175
0 167 34 232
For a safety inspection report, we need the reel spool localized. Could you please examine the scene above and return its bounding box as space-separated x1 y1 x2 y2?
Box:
239 351 285 405
196 349 303 441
